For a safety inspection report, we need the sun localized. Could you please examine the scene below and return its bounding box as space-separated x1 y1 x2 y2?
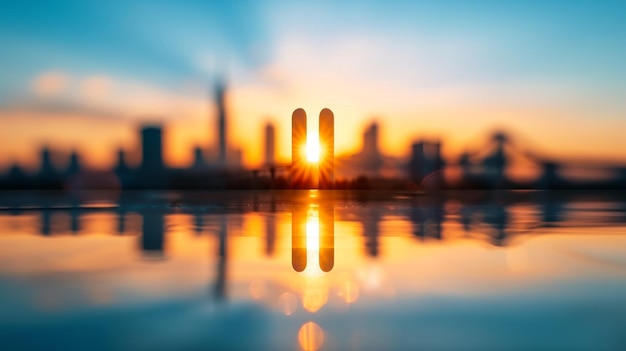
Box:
306 140 321 163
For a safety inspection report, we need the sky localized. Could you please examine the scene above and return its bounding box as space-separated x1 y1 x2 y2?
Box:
0 0 625 169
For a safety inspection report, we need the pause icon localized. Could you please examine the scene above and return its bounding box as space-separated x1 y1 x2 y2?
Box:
291 108 335 189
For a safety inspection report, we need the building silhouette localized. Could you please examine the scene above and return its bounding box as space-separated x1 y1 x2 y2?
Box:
482 132 508 188
36 146 62 188
139 125 166 188
114 149 130 173
410 142 426 184
140 126 164 171
66 150 81 176
192 146 206 169
215 79 228 166
113 148 132 188
38 147 55 175
363 123 380 158
264 122 275 167
359 122 383 174
409 140 444 187
335 121 386 179
4 163 26 188
4 104 626 191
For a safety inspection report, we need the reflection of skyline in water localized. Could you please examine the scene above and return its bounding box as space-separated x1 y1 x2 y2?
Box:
3 191 625 303
1 191 624 254
0 191 626 350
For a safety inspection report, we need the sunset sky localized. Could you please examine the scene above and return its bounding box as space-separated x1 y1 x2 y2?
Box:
1 0 625 170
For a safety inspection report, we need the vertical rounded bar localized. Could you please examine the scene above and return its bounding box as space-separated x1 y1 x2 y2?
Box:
291 108 309 188
319 200 334 272
319 108 334 189
292 204 307 272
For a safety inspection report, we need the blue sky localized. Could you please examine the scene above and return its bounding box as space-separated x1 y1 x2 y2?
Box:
0 1 268 94
1 0 625 167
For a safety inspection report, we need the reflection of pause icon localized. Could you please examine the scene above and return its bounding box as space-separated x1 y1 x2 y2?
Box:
292 203 334 272
291 108 335 189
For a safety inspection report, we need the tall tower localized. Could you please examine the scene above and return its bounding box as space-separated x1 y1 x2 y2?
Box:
114 149 129 173
363 122 379 158
264 122 276 166
193 146 205 169
39 147 55 176
410 141 426 184
141 125 163 172
139 125 166 189
66 150 81 175
215 79 227 166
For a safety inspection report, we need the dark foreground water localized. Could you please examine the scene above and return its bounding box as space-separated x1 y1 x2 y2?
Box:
0 190 625 351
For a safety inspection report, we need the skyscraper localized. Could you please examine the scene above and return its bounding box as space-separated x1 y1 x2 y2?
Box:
66 150 81 175
363 122 379 158
114 148 129 174
139 125 167 188
410 141 426 184
409 140 445 189
264 122 275 166
37 146 61 188
140 125 163 172
193 146 205 169
215 79 227 166
38 147 55 176
359 122 383 174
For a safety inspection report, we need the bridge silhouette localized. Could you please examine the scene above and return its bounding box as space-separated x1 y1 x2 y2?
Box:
449 130 626 190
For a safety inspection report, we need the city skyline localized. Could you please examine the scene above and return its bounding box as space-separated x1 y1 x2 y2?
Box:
2 97 625 190
1 1 625 170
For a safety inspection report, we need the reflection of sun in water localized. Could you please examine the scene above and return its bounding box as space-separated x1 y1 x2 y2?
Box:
298 321 324 351
302 206 328 313
305 209 320 275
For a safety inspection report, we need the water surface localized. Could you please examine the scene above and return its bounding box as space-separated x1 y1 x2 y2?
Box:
0 190 625 350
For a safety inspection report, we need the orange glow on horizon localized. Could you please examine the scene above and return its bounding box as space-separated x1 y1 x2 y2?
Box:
4 99 626 170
